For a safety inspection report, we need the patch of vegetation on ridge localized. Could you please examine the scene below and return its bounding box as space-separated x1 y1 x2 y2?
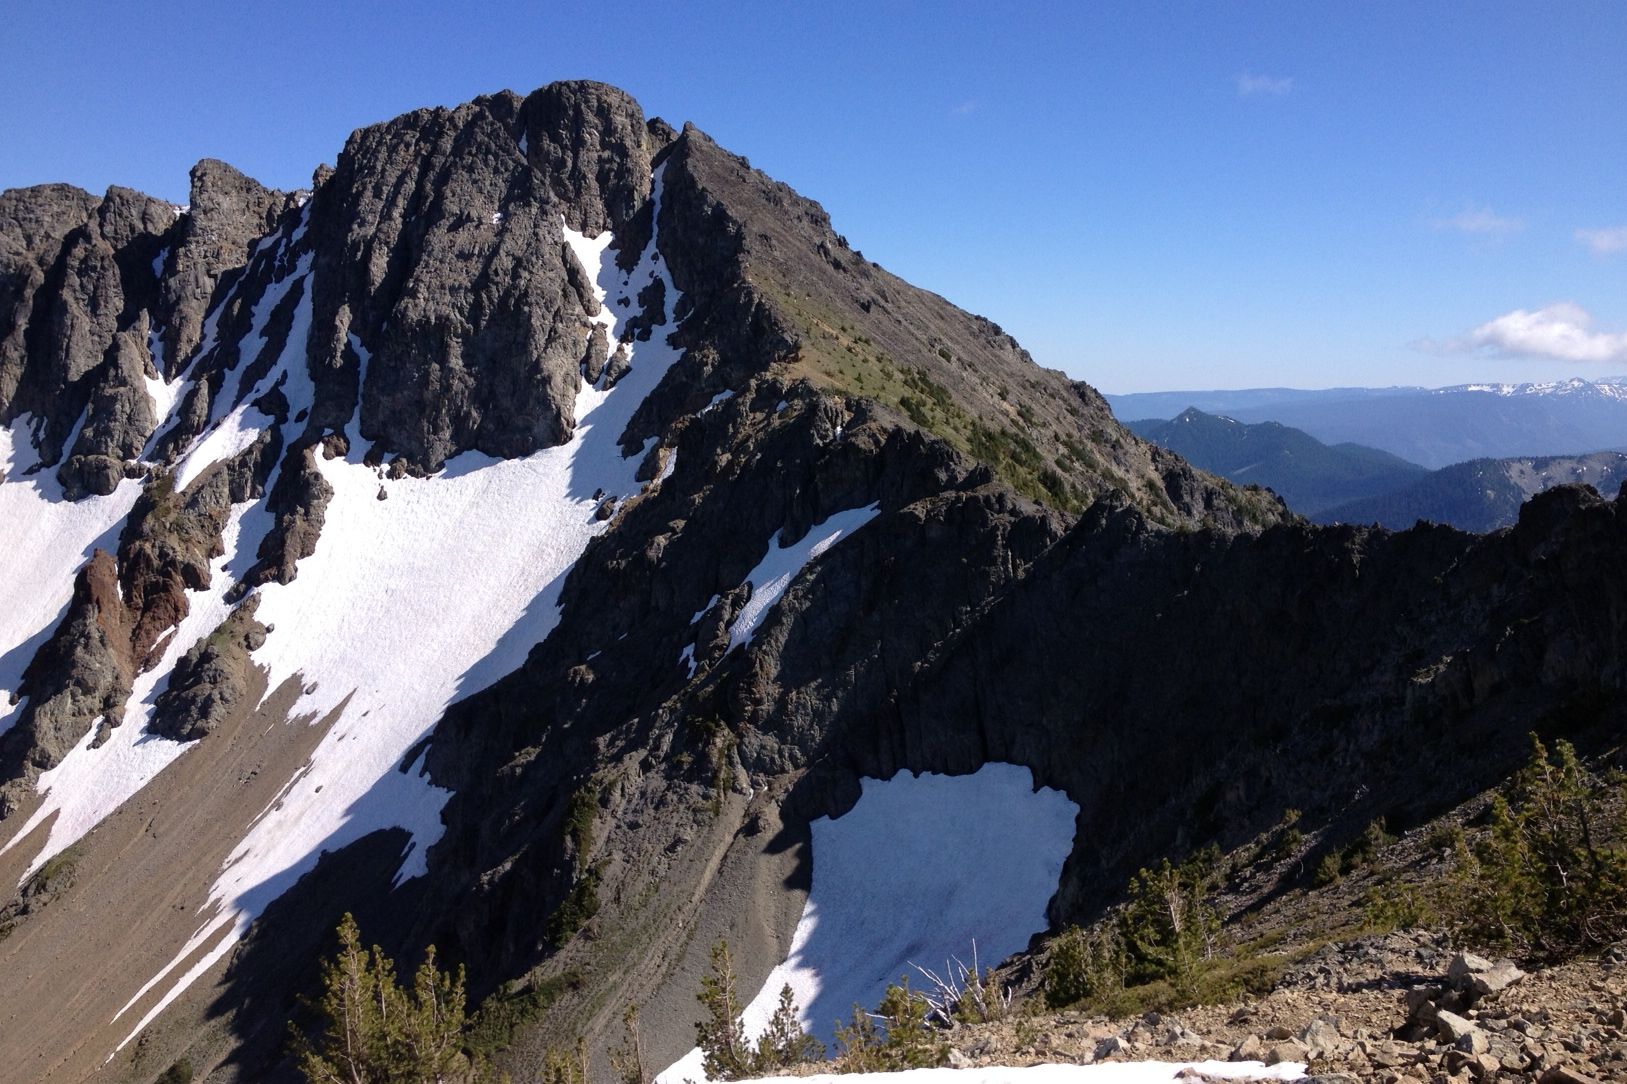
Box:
561 780 599 874
768 289 1091 512
546 862 605 949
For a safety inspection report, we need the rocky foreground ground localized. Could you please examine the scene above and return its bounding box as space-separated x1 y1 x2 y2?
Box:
940 933 1626 1083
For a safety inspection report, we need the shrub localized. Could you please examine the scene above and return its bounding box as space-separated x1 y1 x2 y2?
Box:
1448 735 1627 961
1043 924 1125 1009
910 943 1012 1024
540 1042 588 1084
1271 809 1304 861
832 978 945 1073
292 913 495 1083
546 863 603 948
1363 878 1436 932
562 783 598 873
1042 848 1233 1013
755 983 824 1069
1118 855 1220 996
1313 849 1343 887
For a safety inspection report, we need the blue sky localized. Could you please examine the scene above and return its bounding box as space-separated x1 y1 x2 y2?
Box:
3 1 1624 392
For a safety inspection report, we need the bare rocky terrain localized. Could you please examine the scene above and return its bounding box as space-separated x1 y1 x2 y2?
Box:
947 939 1626 1083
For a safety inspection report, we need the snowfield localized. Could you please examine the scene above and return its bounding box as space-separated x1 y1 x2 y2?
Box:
107 169 689 1048
659 765 1083 1083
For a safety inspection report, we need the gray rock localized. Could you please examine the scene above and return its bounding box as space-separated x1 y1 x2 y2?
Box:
1094 1034 1132 1059
1436 1008 1484 1047
1447 952 1495 985
1231 1034 1267 1061
1540 1067 1605 1084
1265 1039 1309 1065
158 159 295 379
1469 960 1526 999
0 182 177 481
1301 1017 1345 1058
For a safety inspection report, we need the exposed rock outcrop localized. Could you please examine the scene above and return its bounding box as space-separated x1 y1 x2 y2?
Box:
0 550 133 814
150 598 267 742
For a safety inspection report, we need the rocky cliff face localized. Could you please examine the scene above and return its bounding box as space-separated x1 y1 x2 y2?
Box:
0 81 1619 1084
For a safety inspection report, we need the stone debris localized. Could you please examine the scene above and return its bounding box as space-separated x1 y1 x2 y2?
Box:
937 931 1626 1083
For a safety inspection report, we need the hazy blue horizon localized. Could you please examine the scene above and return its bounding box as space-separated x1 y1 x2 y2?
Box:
4 2 1623 393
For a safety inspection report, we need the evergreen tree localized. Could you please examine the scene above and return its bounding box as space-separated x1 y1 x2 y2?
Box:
1451 735 1627 960
1117 855 1219 995
753 984 823 1070
293 913 495 1084
694 939 752 1080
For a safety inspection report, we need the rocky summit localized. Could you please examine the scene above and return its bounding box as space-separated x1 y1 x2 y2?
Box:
0 81 1624 1084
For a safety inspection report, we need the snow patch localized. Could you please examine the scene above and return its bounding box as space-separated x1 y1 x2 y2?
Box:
144 326 182 433
658 765 1082 1083
346 331 371 446
727 504 881 650
172 252 315 492
678 642 697 678
701 389 735 414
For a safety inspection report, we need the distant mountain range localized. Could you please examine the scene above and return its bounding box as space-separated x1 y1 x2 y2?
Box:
1109 377 1627 469
1315 451 1627 532
1126 408 1426 514
1128 407 1627 530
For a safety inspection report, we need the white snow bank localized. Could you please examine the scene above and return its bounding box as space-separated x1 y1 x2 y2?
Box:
658 764 1079 1084
172 251 315 492
111 167 686 1048
733 1063 1303 1084
0 415 144 738
727 504 881 650
145 325 183 430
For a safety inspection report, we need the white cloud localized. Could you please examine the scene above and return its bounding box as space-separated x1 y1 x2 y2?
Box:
1576 225 1627 255
1434 204 1524 237
951 99 980 117
1436 302 1627 364
1236 73 1293 97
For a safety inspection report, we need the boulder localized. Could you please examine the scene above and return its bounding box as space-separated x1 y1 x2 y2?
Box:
1094 1034 1133 1060
1435 1008 1480 1045
1447 952 1525 999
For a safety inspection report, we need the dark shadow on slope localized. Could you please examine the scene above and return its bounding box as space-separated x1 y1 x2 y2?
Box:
198 824 428 1083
